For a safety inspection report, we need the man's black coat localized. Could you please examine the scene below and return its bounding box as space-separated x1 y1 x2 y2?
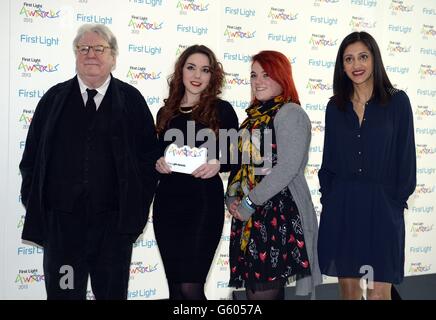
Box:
19 75 159 246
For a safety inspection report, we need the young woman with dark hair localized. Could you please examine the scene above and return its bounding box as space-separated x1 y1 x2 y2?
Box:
226 50 321 300
317 31 416 300
153 44 239 300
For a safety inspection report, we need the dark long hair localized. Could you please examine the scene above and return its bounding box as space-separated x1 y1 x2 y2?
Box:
251 50 300 105
332 31 394 110
156 45 224 134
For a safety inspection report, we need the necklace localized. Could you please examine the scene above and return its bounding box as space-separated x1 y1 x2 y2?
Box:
179 104 198 114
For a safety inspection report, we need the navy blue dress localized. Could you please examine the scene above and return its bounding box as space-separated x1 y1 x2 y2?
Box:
317 89 416 284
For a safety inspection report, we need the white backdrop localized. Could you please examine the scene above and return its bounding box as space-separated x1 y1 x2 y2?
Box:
1 0 435 300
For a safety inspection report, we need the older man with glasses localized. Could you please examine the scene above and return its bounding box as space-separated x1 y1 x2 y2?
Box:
19 24 159 300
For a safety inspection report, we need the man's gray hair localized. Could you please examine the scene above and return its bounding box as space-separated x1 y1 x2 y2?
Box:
73 24 119 58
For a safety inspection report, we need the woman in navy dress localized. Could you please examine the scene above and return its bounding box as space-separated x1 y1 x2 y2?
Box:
317 31 416 300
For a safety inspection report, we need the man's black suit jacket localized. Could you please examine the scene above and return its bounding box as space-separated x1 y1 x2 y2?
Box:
19 75 159 246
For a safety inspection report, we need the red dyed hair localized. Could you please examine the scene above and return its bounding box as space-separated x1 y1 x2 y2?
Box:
251 50 300 105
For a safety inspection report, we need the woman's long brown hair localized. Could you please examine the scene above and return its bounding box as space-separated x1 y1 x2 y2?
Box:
156 45 225 135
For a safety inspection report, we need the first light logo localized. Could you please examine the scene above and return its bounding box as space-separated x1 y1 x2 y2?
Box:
415 105 436 120
416 167 436 175
128 15 163 34
216 253 229 271
389 0 414 15
268 7 298 24
128 288 157 299
228 99 249 110
19 109 34 129
177 0 209 15
176 44 189 56
224 7 255 18
414 184 436 196
19 2 60 22
309 34 338 50
386 41 411 56
421 24 436 40
306 103 326 112
224 25 256 42
410 223 434 237
349 16 376 31
224 72 250 89
126 66 161 85
423 7 436 15
129 261 158 280
133 238 158 249
411 206 434 214
418 64 436 79
416 144 436 158
409 262 432 274
305 163 320 179
309 145 323 153
15 269 45 290
306 78 333 94
311 120 325 134
18 57 59 77
223 52 251 63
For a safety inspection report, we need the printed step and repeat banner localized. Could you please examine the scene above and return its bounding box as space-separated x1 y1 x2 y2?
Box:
1 0 434 299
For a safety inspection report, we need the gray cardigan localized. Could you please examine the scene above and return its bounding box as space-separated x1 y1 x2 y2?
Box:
227 102 322 297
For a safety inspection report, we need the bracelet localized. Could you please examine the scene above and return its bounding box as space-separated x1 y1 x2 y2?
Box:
242 195 255 210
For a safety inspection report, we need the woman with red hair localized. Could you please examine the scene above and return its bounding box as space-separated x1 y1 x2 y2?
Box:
226 51 321 299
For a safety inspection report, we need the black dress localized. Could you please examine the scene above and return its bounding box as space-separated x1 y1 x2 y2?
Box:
153 99 239 283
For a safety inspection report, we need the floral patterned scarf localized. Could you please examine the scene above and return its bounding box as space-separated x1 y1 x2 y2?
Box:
226 95 287 251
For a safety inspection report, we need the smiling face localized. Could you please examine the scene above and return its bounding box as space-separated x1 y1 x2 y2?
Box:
76 31 115 88
343 41 374 88
250 61 283 102
182 53 211 104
